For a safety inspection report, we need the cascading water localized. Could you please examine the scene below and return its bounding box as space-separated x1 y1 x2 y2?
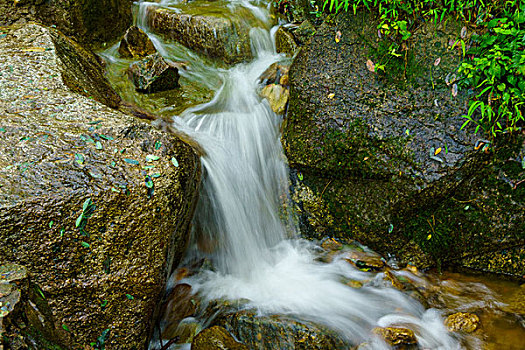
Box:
105 1 477 348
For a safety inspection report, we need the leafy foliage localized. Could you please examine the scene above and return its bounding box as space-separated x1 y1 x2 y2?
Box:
319 0 524 137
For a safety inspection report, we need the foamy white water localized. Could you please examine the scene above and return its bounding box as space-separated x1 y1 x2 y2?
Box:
126 1 463 348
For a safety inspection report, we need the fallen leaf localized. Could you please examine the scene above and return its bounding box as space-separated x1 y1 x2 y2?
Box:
435 147 442 155
327 93 335 99
335 30 342 43
461 26 467 39
434 57 441 66
452 83 458 97
171 157 179 167
22 47 46 52
366 59 375 72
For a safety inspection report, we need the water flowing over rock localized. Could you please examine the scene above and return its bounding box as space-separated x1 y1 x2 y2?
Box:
119 25 157 59
445 312 481 333
0 24 201 349
128 53 180 93
0 0 132 47
192 325 249 350
146 6 252 64
283 12 525 276
372 327 418 349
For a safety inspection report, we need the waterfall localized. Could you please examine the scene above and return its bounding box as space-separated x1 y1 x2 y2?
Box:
125 1 462 348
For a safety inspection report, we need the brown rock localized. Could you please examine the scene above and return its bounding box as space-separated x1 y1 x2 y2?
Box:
344 250 385 271
445 312 480 333
259 62 290 86
192 326 249 350
118 26 156 59
260 84 289 114
128 53 180 93
161 283 199 339
372 327 418 349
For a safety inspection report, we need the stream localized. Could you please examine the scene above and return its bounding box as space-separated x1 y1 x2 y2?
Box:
101 1 525 349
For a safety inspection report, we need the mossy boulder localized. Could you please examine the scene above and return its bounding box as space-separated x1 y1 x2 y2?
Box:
0 24 201 349
192 326 249 350
118 26 156 59
212 310 349 349
282 12 524 276
0 0 132 48
127 53 180 93
146 6 253 64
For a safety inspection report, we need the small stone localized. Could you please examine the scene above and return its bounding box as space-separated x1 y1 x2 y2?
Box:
372 327 418 348
192 326 249 350
444 312 480 333
118 26 156 59
344 250 385 271
127 53 180 93
258 63 290 86
260 84 289 114
275 26 298 56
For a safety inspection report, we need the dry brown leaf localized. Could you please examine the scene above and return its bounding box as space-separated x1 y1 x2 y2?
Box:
434 57 441 66
366 59 375 72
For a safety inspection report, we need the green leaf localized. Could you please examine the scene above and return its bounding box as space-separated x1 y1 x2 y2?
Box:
100 299 108 308
49 220 53 228
123 158 139 165
75 153 85 165
298 173 303 181
125 294 134 300
171 157 179 167
99 134 114 141
80 134 94 143
152 173 161 178
82 198 92 212
388 223 394 233
62 324 70 332
154 141 162 150
145 176 154 189
60 228 65 237
95 141 103 150
146 154 160 162
75 214 84 228
80 241 90 248
88 120 102 125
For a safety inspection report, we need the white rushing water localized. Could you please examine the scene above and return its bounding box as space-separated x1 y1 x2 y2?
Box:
127 1 462 348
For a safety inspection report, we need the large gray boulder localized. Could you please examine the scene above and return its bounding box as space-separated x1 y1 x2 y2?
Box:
0 24 201 348
283 12 524 276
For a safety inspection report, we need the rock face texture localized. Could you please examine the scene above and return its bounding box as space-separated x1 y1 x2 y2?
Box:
0 0 132 47
118 26 157 59
128 53 180 93
283 12 524 275
146 6 253 64
0 24 201 349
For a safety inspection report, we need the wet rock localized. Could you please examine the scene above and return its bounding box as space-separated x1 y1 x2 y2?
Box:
344 250 385 271
504 284 525 316
0 0 132 48
292 20 316 44
146 6 252 64
192 325 249 350
259 63 290 86
169 317 201 344
283 11 525 275
372 327 418 349
161 283 199 339
260 84 290 114
118 26 156 59
275 26 298 56
213 310 349 349
128 53 180 93
445 312 480 333
0 24 201 349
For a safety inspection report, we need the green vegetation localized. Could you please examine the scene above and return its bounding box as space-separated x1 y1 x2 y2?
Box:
321 0 524 137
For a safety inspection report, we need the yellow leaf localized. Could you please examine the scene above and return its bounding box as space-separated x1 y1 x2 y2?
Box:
366 59 375 72
427 234 432 240
435 147 442 155
22 47 46 52
335 31 342 43
327 93 335 99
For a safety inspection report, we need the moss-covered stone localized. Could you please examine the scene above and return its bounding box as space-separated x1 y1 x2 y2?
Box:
146 6 253 64
118 26 156 59
192 326 249 350
275 26 298 56
0 24 201 349
283 11 524 276
0 0 132 48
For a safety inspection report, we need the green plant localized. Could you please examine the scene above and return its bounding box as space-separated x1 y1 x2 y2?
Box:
459 2 525 136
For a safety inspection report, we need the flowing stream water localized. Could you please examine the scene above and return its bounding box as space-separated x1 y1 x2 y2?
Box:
101 1 525 349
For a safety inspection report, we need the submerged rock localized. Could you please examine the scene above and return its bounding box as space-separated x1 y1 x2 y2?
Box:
213 310 349 349
445 312 480 333
372 327 418 349
128 53 180 93
192 325 249 350
0 24 201 349
146 6 252 64
283 11 525 275
119 26 157 59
